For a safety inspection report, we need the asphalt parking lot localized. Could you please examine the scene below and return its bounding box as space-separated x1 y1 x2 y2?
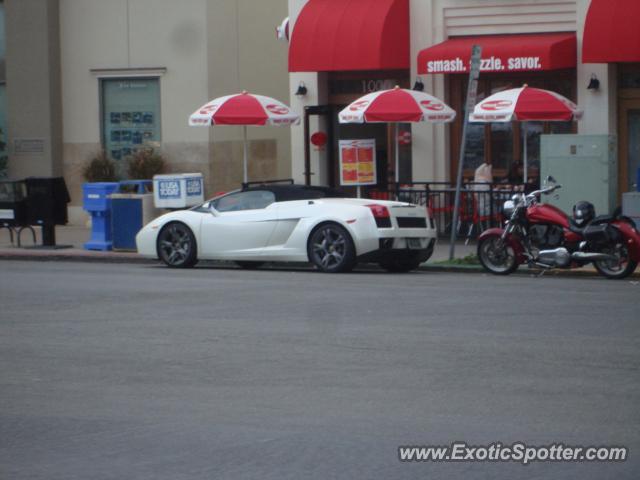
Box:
1 261 638 479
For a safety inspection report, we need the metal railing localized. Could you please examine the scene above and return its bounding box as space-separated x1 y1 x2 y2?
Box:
365 182 526 239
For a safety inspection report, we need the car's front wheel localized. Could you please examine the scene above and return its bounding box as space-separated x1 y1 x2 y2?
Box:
307 223 356 273
157 222 198 268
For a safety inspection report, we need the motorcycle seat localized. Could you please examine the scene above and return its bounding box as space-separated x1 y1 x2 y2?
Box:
569 214 616 235
589 214 615 225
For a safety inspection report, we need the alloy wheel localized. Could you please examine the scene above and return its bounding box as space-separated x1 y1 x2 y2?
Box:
478 236 517 274
158 223 196 268
308 224 355 273
594 245 637 279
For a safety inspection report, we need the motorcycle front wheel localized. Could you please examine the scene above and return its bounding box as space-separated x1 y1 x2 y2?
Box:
594 245 638 279
477 235 519 275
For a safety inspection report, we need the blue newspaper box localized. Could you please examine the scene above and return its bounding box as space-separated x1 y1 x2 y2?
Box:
83 182 119 251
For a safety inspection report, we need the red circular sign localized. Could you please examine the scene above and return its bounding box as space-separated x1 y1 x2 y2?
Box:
310 131 328 147
266 104 289 115
199 104 218 114
420 100 444 111
397 131 411 146
481 100 513 111
349 100 370 111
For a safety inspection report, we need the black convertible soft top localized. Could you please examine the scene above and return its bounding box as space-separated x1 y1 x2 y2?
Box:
243 184 346 202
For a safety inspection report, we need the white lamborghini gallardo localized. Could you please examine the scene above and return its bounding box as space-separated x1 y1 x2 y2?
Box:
136 184 436 273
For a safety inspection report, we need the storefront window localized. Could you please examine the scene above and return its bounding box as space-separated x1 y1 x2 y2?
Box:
449 70 576 185
521 122 544 184
101 78 161 168
490 122 513 173
464 88 486 171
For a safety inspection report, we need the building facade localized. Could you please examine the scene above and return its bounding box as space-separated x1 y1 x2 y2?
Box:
2 0 291 224
286 0 639 201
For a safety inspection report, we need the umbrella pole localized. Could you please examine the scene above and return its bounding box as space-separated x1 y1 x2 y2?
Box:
522 121 528 185
243 125 248 185
395 123 400 200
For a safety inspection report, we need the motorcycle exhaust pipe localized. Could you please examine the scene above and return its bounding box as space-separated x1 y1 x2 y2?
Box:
538 248 571 267
571 252 618 262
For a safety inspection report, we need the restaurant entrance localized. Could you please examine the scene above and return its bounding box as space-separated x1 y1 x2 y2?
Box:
327 70 410 192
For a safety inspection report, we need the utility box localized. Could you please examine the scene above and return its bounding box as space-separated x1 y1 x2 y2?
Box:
540 135 617 216
153 173 204 209
24 177 71 246
25 177 71 226
622 192 640 229
111 193 161 251
83 182 119 251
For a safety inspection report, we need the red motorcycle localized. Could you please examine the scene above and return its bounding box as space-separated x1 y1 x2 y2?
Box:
477 177 640 279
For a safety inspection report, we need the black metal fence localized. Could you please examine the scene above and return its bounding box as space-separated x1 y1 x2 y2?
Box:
365 182 526 239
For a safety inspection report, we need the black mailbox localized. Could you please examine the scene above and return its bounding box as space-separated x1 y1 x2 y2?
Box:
25 177 71 246
0 180 28 226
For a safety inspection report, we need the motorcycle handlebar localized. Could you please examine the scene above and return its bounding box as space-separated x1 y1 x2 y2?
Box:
527 184 562 199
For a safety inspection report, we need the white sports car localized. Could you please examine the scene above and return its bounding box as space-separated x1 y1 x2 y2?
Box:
136 184 436 273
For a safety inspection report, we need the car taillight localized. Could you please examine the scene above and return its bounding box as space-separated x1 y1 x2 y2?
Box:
365 204 390 219
366 204 392 228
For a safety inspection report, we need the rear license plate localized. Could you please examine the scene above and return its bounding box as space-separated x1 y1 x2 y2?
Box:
407 238 422 249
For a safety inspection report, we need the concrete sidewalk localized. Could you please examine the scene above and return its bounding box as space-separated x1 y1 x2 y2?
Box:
0 225 146 263
0 224 637 278
0 224 476 262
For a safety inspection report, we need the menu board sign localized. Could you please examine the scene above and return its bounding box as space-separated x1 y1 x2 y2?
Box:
339 139 377 186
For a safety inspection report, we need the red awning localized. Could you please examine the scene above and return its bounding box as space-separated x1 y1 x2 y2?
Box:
417 33 576 74
288 0 409 72
583 0 640 63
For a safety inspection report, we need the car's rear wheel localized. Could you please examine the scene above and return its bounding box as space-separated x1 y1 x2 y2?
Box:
235 261 265 270
307 223 356 273
157 222 198 268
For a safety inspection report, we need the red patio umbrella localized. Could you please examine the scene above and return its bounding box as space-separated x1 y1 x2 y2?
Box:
338 86 456 187
470 85 582 183
189 91 299 184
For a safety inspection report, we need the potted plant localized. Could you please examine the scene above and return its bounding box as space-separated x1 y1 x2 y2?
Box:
126 149 166 179
82 150 118 183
